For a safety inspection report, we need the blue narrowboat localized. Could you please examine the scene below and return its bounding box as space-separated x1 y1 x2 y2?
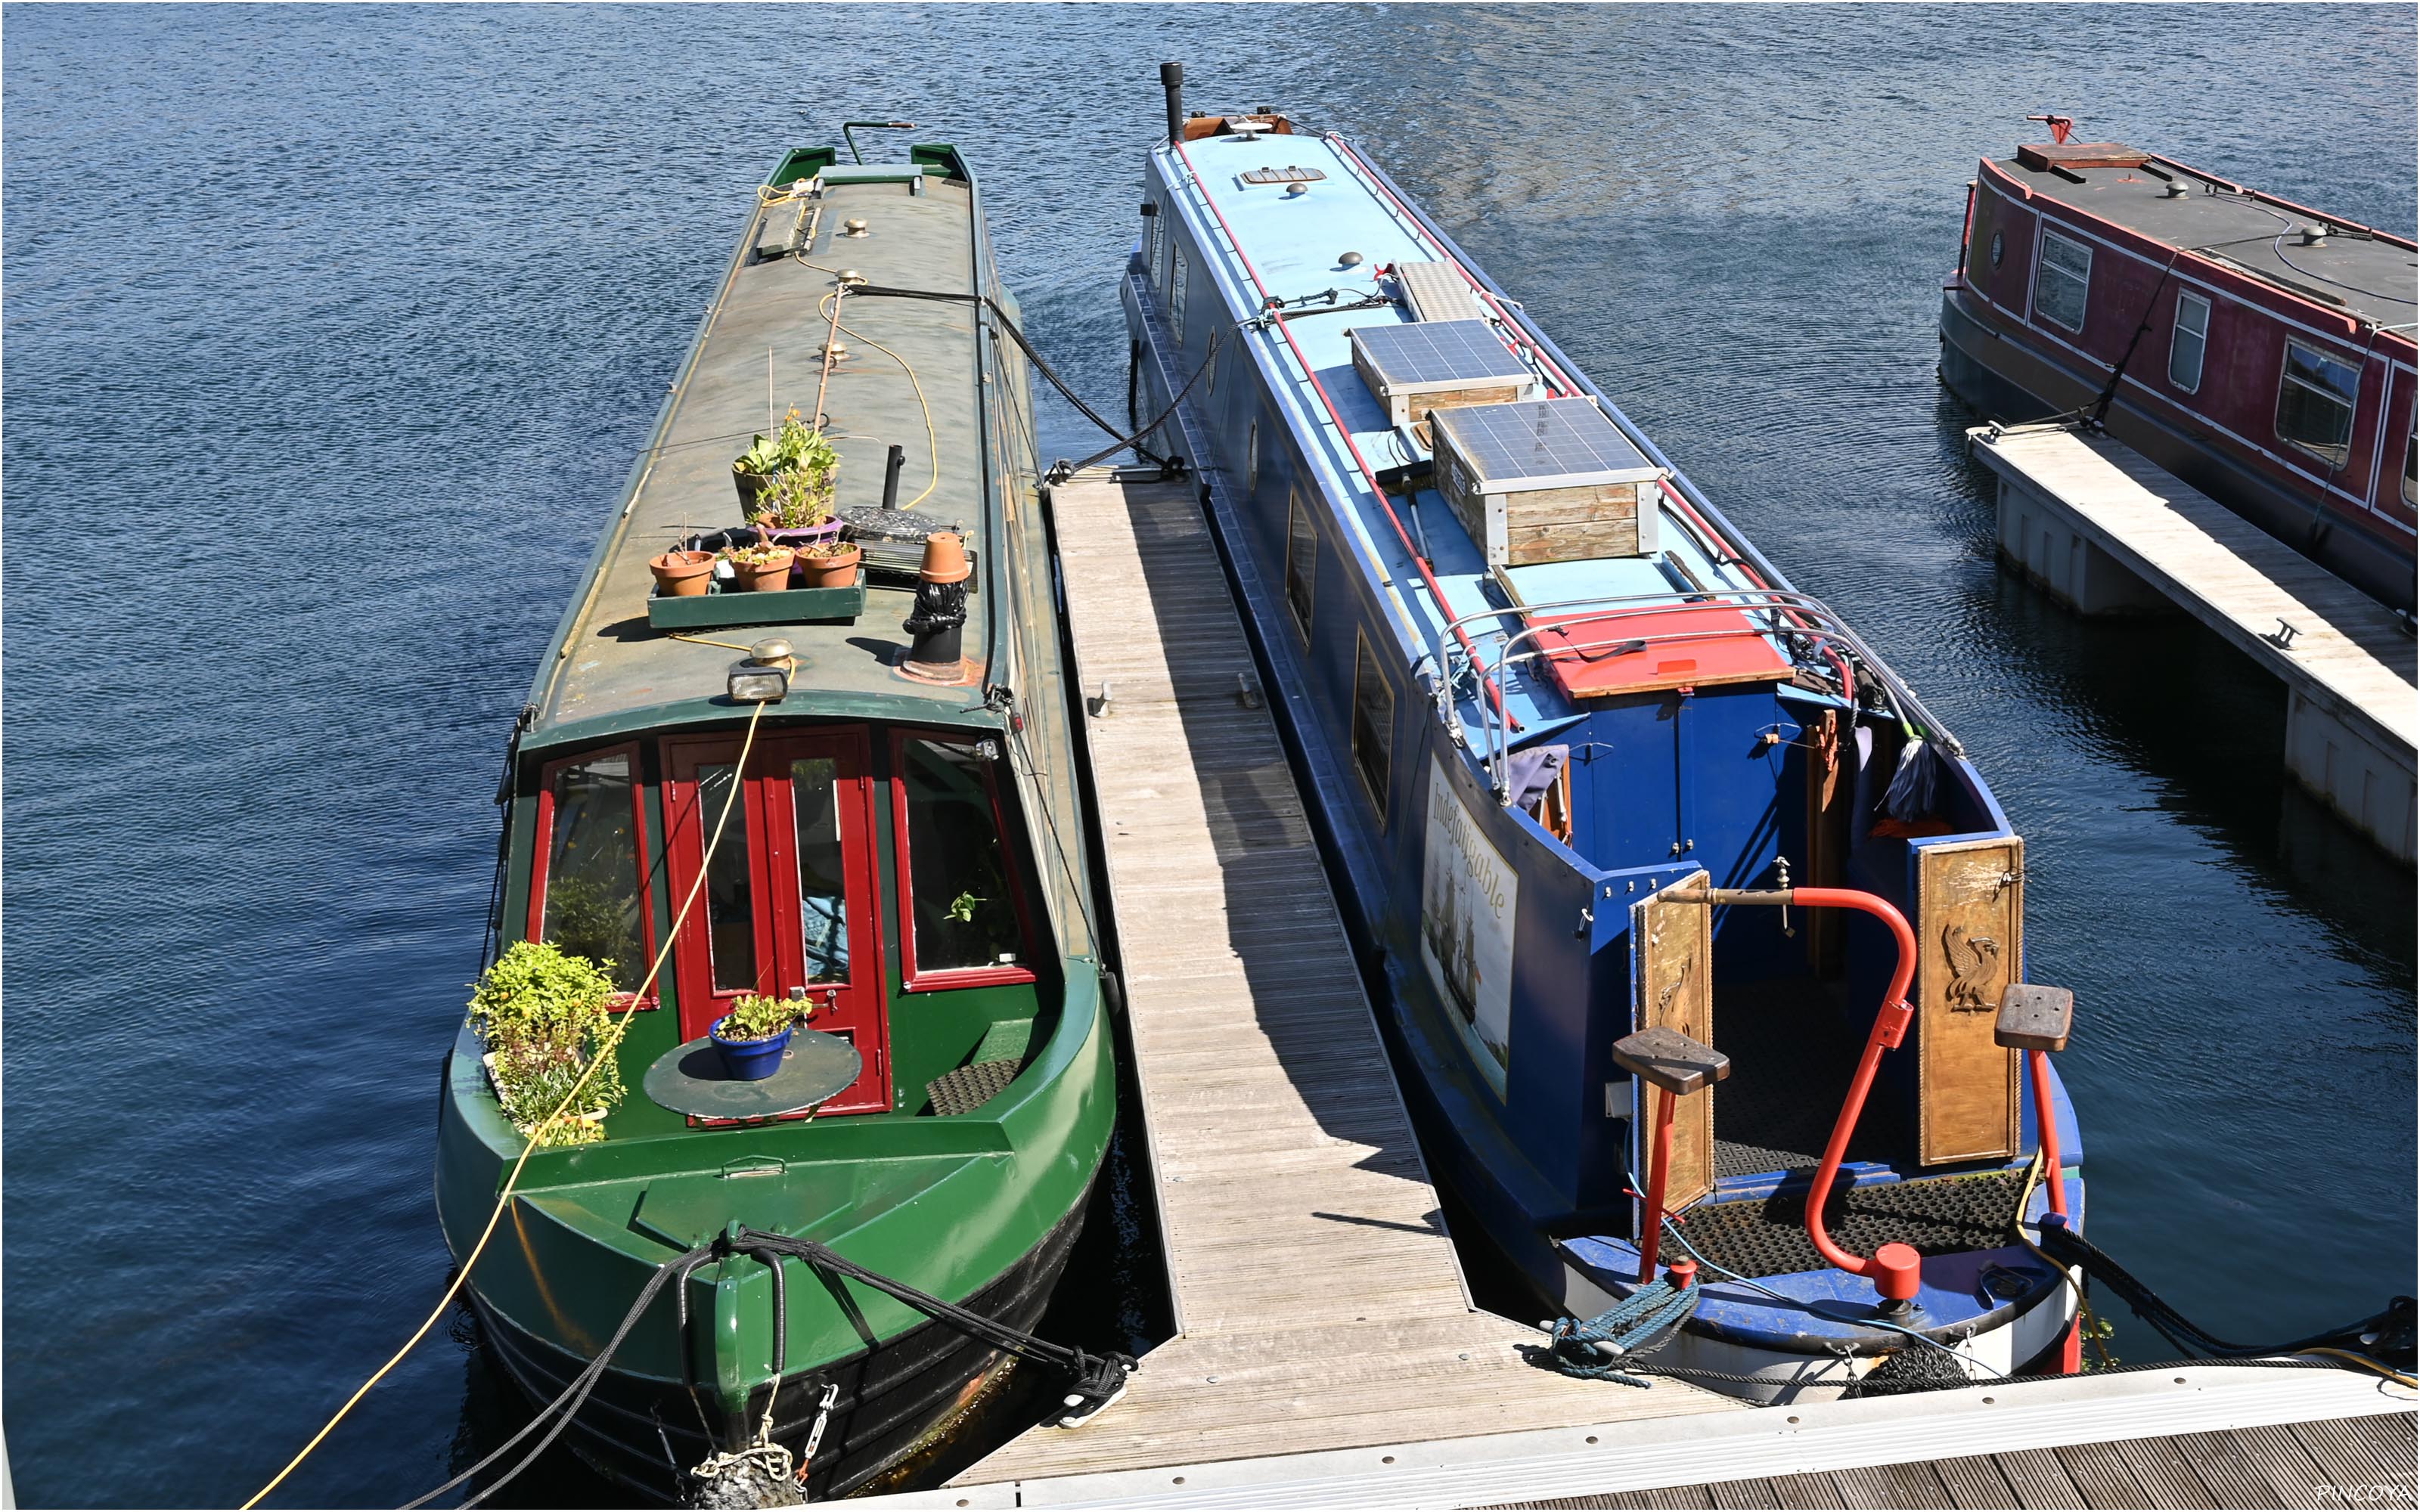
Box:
1117 72 2086 1398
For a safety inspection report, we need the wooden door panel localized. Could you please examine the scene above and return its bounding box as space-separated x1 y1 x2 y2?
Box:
1916 836 2023 1164
1630 869 1714 1211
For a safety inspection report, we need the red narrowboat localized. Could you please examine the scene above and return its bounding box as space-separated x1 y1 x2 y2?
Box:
1939 125 2417 612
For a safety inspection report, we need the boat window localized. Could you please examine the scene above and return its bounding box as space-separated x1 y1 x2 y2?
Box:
900 738 1025 976
2404 429 2415 507
1247 420 1259 501
1286 488 1317 643
1352 633 1394 822
792 757 849 983
2276 340 2358 466
2034 230 2090 332
698 763 759 993
2167 291 2209 394
1169 246 1189 342
535 749 650 995
1147 200 1164 283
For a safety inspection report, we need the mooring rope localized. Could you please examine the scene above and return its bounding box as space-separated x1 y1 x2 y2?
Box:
244 699 768 1509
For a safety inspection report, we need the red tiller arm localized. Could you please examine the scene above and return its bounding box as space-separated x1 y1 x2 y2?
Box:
1665 883 1925 1301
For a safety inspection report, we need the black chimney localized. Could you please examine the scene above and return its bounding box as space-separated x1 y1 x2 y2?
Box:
1159 62 1184 147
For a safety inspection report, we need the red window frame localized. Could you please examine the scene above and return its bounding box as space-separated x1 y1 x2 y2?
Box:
890 731 1041 993
527 742 659 1011
661 730 893 1117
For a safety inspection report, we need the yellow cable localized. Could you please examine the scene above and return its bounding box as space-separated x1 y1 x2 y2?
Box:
670 631 762 654
244 699 768 1508
2292 1346 2418 1390
813 286 941 513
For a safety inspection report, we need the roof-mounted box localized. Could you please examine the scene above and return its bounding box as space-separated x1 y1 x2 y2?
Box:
1432 398 1665 566
1349 319 1540 429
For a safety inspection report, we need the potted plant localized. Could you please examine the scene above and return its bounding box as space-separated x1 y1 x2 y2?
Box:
752 457 842 549
720 538 796 593
466 940 628 1146
709 992 806 1081
795 538 862 590
649 548 716 597
733 409 842 531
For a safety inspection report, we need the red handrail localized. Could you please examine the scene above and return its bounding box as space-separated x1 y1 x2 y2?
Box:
1168 137 1513 726
1791 885 1925 1302
2028 1049 2068 1217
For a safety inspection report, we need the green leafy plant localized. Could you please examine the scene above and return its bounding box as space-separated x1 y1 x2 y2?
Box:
734 408 833 477
467 940 628 1146
946 890 984 924
754 461 836 531
718 991 804 1043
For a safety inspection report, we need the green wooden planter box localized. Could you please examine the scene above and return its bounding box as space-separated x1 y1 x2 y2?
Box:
647 574 866 631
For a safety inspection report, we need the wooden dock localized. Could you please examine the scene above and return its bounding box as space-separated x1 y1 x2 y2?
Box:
1496 1410 2415 1509
950 467 1735 1486
1967 424 2416 861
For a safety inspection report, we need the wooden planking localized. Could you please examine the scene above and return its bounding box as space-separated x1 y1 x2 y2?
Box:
1969 426 2418 751
955 470 1733 1486
1489 1414 2416 1511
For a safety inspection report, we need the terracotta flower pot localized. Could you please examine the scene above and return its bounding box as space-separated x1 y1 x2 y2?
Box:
730 549 796 592
918 531 972 584
799 545 862 590
649 550 716 597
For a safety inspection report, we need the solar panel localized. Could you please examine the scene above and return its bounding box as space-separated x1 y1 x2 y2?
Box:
1431 398 1660 493
1350 320 1531 392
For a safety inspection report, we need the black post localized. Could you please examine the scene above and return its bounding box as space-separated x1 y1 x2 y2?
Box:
905 581 967 669
1160 62 1184 147
882 445 905 510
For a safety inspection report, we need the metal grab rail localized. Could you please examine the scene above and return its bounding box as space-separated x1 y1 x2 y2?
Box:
1667 885 1926 1304
1432 587 1963 804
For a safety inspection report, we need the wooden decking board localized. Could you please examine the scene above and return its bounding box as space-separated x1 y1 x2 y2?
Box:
2287 1410 2414 1490
1832 1459 1956 1508
953 471 1733 1486
2054 1436 2161 1507
1993 1445 2093 1507
2167 1428 2290 1509
1970 426 2418 750
1934 1452 2024 1508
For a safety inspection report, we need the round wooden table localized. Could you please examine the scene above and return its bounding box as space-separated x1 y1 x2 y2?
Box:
641 1030 862 1121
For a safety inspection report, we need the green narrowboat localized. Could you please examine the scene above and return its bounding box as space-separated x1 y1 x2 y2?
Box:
433 139 1118 1501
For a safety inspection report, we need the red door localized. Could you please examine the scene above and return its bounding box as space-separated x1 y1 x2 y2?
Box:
662 730 891 1116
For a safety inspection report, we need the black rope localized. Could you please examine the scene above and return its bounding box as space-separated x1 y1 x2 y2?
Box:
403 1244 719 1509
1051 330 1219 481
731 1226 1134 1421
846 284 1168 467
2036 1222 2415 1367
2087 249 2183 430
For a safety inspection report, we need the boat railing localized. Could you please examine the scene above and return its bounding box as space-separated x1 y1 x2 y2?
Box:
1427 587 1964 805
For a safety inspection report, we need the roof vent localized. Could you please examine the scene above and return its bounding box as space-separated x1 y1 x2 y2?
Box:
2162 178 2189 198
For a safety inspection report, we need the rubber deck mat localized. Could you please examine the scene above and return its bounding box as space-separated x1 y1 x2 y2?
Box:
925 1058 1019 1117
1678 1168 2031 1279
1711 978 1907 1179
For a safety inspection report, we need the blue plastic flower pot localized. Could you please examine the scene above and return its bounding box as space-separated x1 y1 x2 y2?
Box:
709 1018 793 1081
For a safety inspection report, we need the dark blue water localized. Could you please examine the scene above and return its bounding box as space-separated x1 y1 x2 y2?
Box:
5 6 2410 1505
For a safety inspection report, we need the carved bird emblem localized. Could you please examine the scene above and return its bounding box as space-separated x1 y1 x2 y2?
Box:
1942 924 2000 1012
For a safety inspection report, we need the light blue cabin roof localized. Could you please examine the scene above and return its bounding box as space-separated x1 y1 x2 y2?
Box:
1154 128 1794 744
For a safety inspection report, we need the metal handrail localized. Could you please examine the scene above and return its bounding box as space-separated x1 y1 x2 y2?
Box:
1431 587 1964 802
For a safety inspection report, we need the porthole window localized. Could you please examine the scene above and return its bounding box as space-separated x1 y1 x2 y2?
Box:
1990 230 2004 268
2034 230 2090 332
1247 420 1260 500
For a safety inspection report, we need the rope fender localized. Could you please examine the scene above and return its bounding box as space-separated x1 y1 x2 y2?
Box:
1544 1277 1703 1387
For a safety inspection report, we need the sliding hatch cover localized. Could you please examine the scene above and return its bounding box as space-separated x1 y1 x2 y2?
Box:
1629 870 1714 1211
